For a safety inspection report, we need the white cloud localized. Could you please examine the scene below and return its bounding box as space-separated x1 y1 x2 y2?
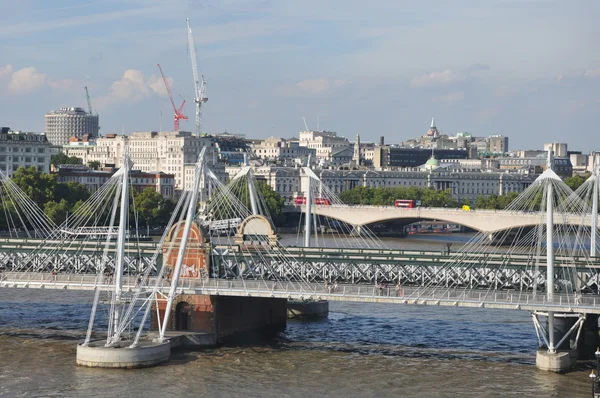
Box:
278 78 349 96
584 69 600 78
0 64 13 79
410 70 461 88
8 67 47 94
109 69 150 101
433 91 465 104
148 74 172 97
48 78 75 91
97 69 174 108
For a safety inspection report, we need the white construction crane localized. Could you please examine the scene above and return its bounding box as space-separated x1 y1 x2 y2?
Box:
186 18 208 134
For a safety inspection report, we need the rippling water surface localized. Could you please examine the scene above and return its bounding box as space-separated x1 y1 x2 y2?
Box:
0 235 595 397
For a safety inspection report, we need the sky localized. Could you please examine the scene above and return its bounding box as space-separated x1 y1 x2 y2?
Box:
0 0 599 151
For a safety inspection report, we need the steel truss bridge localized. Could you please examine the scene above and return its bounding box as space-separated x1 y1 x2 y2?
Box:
0 238 160 274
1 238 599 297
214 246 600 292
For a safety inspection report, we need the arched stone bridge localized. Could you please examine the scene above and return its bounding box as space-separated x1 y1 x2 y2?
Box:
287 205 598 234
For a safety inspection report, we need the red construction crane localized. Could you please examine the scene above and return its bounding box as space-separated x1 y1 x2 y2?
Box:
157 63 187 131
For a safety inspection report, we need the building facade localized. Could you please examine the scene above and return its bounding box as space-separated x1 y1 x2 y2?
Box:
0 127 53 177
373 147 469 169
544 142 568 158
251 137 315 162
45 107 99 146
55 165 176 197
298 130 350 161
224 164 536 205
488 135 509 154
63 131 215 191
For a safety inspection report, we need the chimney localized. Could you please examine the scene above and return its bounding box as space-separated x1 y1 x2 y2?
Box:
379 136 385 146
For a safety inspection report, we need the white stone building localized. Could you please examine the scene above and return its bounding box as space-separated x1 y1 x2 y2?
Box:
251 136 315 162
298 130 350 161
63 131 216 191
0 127 53 177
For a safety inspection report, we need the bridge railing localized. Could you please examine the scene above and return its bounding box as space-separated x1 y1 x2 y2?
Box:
3 272 600 312
171 277 600 311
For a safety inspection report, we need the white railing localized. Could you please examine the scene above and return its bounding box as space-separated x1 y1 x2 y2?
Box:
2 271 599 313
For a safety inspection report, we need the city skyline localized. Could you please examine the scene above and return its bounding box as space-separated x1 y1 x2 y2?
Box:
1 0 599 150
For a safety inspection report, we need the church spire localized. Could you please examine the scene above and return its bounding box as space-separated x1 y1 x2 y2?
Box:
431 117 436 129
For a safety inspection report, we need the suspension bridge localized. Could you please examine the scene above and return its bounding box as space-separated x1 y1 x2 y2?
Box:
1 149 600 375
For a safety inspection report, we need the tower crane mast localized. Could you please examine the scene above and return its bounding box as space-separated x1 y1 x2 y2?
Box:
84 86 94 115
157 63 187 131
186 18 207 134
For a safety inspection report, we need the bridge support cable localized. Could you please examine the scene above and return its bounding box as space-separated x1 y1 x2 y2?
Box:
159 148 206 342
84 179 122 346
298 167 388 250
394 150 597 313
546 151 556 353
304 165 312 248
108 153 132 343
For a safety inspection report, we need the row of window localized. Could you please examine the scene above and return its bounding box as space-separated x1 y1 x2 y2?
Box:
0 156 46 163
0 147 46 153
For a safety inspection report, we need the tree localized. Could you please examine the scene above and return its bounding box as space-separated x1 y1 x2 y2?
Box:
257 181 286 225
50 152 83 167
88 160 101 170
133 188 164 227
565 175 588 191
339 186 459 208
12 166 56 206
44 199 70 225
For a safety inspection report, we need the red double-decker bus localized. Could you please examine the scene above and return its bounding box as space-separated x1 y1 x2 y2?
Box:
295 197 331 206
394 199 419 208
314 198 330 205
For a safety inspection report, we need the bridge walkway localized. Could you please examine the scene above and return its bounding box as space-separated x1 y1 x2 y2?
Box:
2 272 599 315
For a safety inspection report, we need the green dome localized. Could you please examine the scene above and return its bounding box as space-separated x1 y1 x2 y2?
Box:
425 156 439 166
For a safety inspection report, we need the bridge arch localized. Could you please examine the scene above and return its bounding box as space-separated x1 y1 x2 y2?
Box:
301 205 592 235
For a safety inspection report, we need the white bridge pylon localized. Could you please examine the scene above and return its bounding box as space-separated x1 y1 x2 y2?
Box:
4 150 600 371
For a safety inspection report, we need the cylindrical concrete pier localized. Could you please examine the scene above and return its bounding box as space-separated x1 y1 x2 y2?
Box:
578 314 600 359
76 340 171 369
287 299 329 319
536 314 579 373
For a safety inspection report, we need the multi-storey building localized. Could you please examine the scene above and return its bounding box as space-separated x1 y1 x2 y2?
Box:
298 130 350 161
305 168 534 203
373 147 469 169
45 107 99 146
251 137 315 162
497 156 573 178
488 135 509 154
0 127 53 177
224 163 536 205
55 165 176 197
63 131 216 191
544 142 568 158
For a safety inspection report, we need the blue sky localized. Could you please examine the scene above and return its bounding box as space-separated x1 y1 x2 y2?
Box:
1 0 599 151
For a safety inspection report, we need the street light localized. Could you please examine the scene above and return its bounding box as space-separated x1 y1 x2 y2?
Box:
594 348 600 397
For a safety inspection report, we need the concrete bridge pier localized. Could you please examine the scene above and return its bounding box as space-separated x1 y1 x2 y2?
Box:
535 312 584 373
578 314 600 359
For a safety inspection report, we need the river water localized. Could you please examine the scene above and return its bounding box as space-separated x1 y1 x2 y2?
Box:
0 234 595 397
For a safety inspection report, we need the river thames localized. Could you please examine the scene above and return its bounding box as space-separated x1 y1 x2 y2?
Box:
0 234 595 397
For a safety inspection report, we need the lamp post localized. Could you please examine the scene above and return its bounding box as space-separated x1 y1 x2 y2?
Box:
593 348 600 397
